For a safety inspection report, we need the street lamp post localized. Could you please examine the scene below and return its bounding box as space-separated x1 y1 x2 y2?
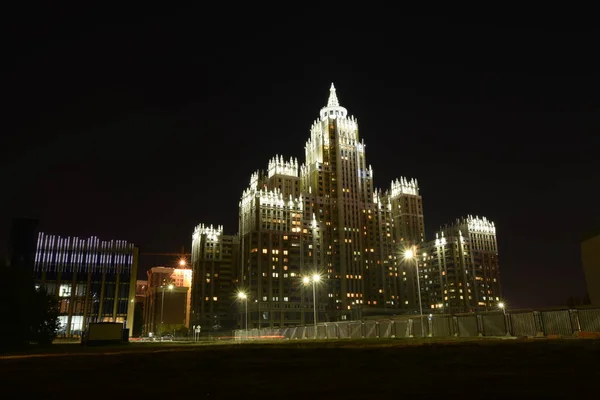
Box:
303 274 321 339
404 247 425 338
498 302 510 336
237 292 248 341
498 302 506 315
160 283 174 336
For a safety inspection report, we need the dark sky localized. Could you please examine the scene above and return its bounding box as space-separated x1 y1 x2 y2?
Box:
2 9 598 309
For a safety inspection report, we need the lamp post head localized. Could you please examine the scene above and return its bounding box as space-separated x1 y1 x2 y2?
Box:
167 284 174 290
312 274 321 283
179 259 186 267
498 302 505 309
404 249 414 260
303 276 311 285
237 292 247 300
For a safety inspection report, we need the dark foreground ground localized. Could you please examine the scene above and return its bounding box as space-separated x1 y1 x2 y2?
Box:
1 338 599 398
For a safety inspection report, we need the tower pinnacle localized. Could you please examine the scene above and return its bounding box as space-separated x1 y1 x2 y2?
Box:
320 83 347 120
327 82 340 107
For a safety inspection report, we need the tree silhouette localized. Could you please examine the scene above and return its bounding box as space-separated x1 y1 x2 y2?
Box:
0 261 61 350
30 286 61 345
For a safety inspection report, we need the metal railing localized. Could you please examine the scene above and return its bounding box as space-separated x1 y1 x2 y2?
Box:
233 307 600 341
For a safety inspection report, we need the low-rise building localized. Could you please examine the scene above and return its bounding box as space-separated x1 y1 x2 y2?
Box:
142 266 192 336
33 232 139 336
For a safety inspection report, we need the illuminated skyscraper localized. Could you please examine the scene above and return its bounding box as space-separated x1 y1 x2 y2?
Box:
192 84 501 328
236 84 424 325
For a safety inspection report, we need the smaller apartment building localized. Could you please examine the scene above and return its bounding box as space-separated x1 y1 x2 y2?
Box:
142 266 192 336
419 216 502 314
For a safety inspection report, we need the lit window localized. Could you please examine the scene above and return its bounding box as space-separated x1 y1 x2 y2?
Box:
59 284 71 297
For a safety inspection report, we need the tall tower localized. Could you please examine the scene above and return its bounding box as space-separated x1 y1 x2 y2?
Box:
213 83 429 329
299 83 373 320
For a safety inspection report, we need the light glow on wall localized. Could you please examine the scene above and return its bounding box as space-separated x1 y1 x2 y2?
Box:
172 268 193 288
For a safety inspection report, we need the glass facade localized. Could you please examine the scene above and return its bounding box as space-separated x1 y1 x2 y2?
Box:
34 232 139 336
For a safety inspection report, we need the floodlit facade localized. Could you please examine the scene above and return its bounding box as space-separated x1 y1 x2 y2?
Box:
33 232 139 336
235 84 425 326
419 216 501 313
232 84 425 327
191 84 502 328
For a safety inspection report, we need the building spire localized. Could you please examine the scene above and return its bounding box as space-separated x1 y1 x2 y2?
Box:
327 82 340 107
319 82 347 120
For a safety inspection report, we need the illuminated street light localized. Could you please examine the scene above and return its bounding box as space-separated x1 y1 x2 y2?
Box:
404 246 425 338
237 291 248 341
179 259 186 267
498 301 510 336
303 274 322 339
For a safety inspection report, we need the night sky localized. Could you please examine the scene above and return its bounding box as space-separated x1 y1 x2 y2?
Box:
2 9 597 309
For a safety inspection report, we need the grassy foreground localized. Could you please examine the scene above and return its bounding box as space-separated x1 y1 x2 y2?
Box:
1 338 598 397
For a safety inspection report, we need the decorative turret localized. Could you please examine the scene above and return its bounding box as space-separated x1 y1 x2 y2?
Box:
192 223 223 242
437 215 496 240
328 82 339 106
463 215 496 234
249 170 259 189
434 231 447 246
319 83 348 120
372 188 382 208
267 155 299 178
256 186 303 210
390 177 419 197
